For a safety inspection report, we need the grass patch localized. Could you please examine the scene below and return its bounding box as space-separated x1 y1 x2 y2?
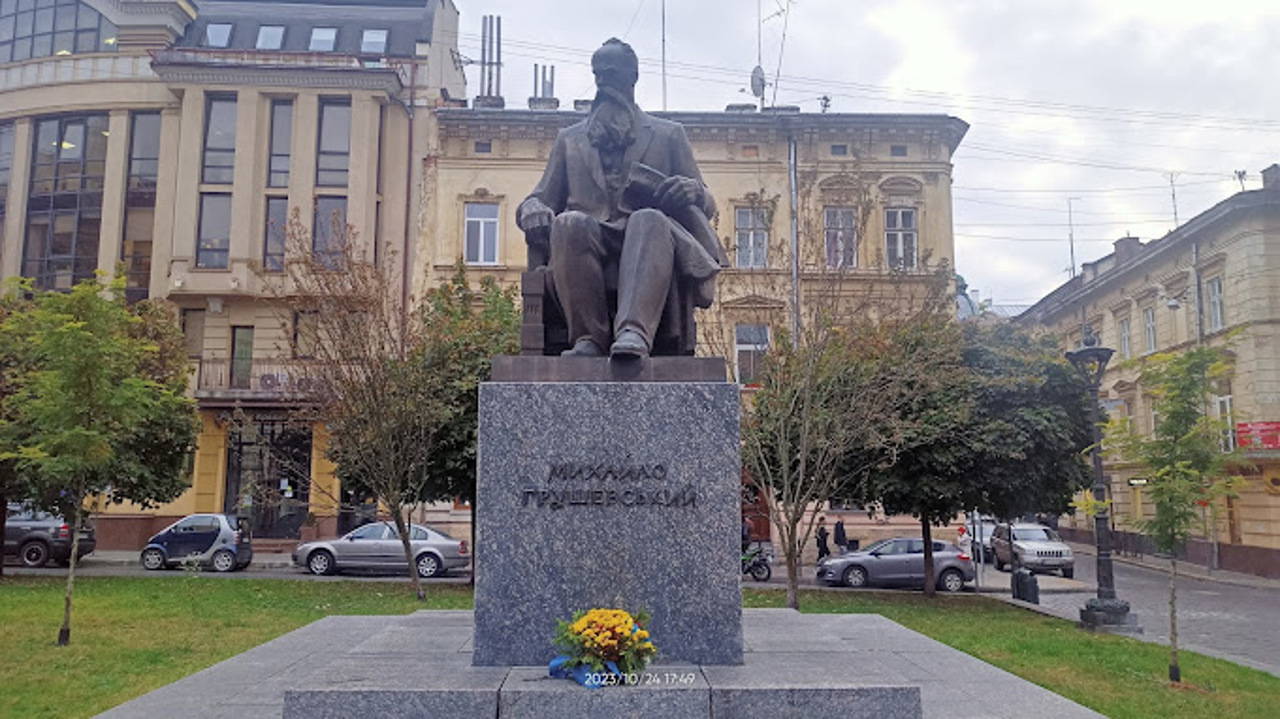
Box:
0 575 470 719
745 588 1280 719
2 577 1275 719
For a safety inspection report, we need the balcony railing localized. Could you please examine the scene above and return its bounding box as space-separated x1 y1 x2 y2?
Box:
195 358 321 400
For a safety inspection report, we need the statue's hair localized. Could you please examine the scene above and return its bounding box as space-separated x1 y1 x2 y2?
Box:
595 37 639 73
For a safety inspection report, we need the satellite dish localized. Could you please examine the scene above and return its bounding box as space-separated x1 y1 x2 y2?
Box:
750 65 766 98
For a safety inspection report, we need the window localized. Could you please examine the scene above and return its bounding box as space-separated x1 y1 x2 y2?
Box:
230 326 253 389
202 96 237 184
1118 318 1131 360
293 311 318 359
313 196 347 269
349 523 387 540
464 202 499 265
830 144 848 157
474 140 492 154
735 324 769 385
824 206 856 268
23 113 108 290
196 193 231 269
316 99 351 186
181 309 205 358
263 196 287 272
890 144 908 157
309 27 336 51
884 207 916 269
204 22 232 48
122 111 161 302
1217 394 1236 452
1206 276 1224 332
256 25 283 50
0 0 117 63
267 100 292 187
735 207 768 268
360 29 387 54
741 145 759 158
1143 307 1156 353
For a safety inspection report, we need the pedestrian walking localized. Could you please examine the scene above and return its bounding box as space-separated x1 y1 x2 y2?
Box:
742 518 752 553
834 519 848 555
816 517 830 562
956 525 972 557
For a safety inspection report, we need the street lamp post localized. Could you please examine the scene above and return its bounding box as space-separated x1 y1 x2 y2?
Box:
1066 328 1142 634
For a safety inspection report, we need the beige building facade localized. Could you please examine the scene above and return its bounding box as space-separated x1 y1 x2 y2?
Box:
1 0 468 547
1018 168 1280 578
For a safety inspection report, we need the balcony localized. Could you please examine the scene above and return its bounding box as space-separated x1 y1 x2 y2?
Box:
194 358 320 407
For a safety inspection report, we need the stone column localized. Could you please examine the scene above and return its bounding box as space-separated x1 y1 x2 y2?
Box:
96 110 131 275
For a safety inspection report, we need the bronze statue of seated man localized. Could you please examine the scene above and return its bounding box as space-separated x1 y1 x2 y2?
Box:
516 38 726 360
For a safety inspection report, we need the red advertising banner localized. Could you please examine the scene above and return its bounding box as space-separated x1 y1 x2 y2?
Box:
1236 422 1280 449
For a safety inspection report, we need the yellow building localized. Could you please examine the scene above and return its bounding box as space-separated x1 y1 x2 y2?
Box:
1018 168 1280 578
1 0 465 548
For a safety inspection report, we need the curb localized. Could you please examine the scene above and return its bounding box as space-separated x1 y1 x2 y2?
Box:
1066 542 1280 591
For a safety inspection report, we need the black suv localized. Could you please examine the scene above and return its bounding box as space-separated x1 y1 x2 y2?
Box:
4 503 97 568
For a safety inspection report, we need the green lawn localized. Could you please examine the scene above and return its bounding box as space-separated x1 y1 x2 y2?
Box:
1 576 1276 719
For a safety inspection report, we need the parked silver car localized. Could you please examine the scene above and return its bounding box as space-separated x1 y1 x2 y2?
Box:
816 537 976 592
991 523 1074 578
292 521 469 578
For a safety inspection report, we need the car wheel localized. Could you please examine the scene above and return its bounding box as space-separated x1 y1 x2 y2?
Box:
842 565 868 588
1062 567 1074 579
141 547 166 571
416 553 442 578
210 549 236 573
307 550 336 576
749 562 771 582
939 568 964 593
20 541 50 568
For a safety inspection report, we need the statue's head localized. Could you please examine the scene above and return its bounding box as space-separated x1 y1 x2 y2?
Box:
591 38 639 101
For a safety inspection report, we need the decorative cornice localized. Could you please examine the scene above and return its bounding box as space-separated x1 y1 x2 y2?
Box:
84 0 196 34
150 65 402 93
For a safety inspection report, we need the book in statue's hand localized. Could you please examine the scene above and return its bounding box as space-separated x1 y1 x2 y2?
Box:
620 162 668 214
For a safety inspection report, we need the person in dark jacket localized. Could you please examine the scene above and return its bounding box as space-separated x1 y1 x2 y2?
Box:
815 517 830 561
833 519 848 555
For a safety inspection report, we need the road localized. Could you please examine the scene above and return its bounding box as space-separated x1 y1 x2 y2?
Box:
1034 555 1280 677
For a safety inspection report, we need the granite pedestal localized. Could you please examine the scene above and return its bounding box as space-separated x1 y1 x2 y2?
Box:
98 609 1105 719
473 359 742 666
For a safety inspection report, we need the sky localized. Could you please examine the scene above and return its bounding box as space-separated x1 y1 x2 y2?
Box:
447 0 1279 307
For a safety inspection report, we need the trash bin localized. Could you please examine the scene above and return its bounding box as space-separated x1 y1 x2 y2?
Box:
1011 568 1040 604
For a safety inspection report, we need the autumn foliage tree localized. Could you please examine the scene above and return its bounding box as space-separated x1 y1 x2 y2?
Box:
263 210 517 599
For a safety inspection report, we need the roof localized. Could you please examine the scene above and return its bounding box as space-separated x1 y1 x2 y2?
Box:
180 0 435 55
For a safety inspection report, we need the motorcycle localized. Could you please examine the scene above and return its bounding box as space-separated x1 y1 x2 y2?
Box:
741 546 772 582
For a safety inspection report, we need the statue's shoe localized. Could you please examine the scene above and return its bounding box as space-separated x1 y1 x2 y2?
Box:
609 329 649 360
561 339 605 357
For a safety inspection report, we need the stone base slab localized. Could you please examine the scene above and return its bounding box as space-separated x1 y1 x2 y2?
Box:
99 609 1105 719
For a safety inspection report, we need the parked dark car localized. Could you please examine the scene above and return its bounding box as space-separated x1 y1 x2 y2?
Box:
292 521 469 578
140 513 252 572
4 503 96 568
991 523 1074 578
816 537 975 592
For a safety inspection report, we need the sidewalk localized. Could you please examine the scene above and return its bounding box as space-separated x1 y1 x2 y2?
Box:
1066 541 1280 591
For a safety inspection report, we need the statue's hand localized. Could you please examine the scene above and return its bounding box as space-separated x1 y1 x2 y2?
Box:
517 197 555 233
655 175 703 212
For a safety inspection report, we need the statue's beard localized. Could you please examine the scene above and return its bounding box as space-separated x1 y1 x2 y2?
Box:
587 88 635 152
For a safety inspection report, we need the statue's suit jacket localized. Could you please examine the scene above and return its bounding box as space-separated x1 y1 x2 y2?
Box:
519 110 726 308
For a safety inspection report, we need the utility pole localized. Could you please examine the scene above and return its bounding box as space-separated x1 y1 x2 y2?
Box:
1067 197 1081 279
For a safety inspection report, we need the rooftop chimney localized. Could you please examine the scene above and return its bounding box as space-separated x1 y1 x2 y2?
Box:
1114 235 1141 264
1262 164 1280 192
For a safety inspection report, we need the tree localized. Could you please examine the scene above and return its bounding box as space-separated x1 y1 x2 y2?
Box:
857 322 1094 596
1104 345 1246 683
264 210 517 599
0 283 34 578
0 277 198 644
742 267 958 609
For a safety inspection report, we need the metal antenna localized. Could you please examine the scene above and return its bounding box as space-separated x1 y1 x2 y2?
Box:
1168 171 1181 227
1067 197 1081 278
661 0 667 111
